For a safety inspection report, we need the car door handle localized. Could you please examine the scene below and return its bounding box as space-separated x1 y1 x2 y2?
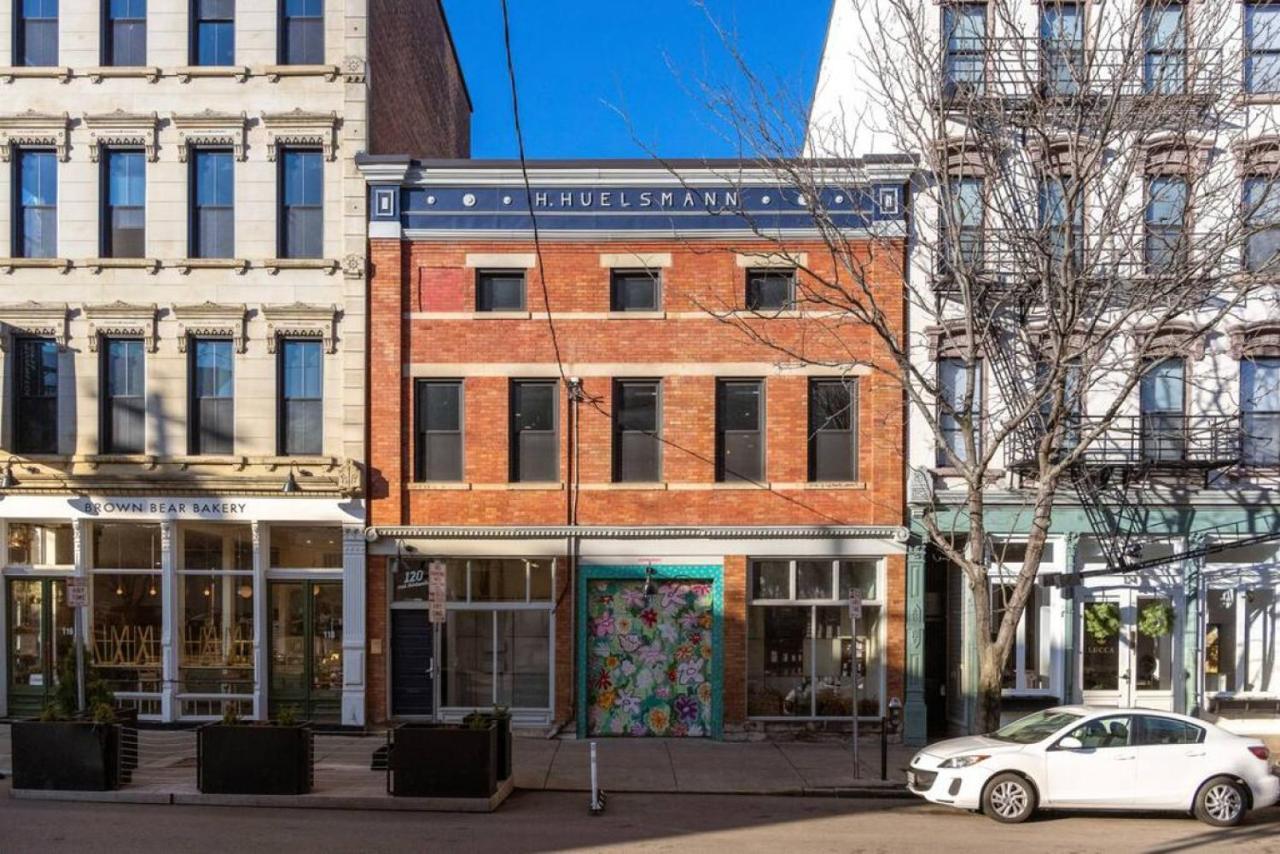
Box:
1185 751 1206 757
1112 755 1135 761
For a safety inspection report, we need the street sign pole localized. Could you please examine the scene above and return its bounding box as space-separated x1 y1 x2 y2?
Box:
68 578 88 711
848 588 863 780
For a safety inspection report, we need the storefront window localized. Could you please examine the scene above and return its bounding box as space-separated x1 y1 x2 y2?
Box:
269 581 343 720
92 573 162 695
1205 588 1238 693
437 557 554 711
7 522 73 566
747 559 884 718
94 523 162 570
270 526 341 569
991 582 1052 692
179 524 254 705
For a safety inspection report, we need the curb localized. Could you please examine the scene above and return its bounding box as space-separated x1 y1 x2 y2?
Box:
534 784 911 799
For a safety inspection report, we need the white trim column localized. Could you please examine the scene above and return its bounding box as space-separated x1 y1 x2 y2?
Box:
252 521 268 720
160 520 178 721
341 524 366 727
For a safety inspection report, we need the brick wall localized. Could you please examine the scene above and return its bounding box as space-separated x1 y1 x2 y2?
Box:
723 555 748 725
367 555 389 723
368 0 471 157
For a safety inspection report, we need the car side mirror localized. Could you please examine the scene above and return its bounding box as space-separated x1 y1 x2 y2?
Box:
1057 736 1084 751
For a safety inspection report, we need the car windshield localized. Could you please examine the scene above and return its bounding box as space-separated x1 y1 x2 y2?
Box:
989 711 1083 744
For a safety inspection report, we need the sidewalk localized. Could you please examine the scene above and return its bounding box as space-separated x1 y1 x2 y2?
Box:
0 723 911 802
514 734 912 796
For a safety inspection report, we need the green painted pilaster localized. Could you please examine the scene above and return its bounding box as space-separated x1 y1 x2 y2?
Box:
1182 539 1207 716
904 543 928 746
1060 533 1080 703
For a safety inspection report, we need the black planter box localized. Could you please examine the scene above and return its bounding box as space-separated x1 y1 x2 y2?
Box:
197 723 314 795
12 720 121 791
466 714 512 781
389 723 497 798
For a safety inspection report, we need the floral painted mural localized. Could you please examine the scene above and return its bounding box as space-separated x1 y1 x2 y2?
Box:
586 579 714 737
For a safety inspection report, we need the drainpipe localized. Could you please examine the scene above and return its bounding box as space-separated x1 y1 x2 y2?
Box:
565 377 584 732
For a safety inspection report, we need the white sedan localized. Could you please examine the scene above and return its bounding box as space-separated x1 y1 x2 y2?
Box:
908 706 1279 826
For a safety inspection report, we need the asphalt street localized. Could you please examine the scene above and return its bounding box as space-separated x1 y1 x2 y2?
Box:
2 783 1279 854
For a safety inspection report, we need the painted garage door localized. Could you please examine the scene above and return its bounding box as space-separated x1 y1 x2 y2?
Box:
586 579 714 736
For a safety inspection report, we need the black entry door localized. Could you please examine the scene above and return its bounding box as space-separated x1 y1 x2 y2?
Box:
391 610 434 717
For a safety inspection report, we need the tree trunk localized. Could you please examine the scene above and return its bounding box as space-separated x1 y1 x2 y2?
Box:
975 645 1006 734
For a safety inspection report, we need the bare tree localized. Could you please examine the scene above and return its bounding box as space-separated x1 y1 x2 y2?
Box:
672 0 1280 730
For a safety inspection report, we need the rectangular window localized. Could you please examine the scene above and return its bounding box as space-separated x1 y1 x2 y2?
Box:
745 269 794 311
510 381 558 482
476 270 526 312
102 338 144 454
13 337 58 454
1145 175 1188 274
938 358 981 466
716 379 764 482
191 149 233 258
105 0 146 66
809 379 858 482
990 579 1052 692
281 0 323 64
1140 357 1185 462
942 176 982 274
190 339 233 455
1039 176 1083 268
942 2 986 97
414 380 463 482
16 0 58 66
747 558 884 718
279 149 322 258
193 0 234 66
1247 2 1280 94
8 522 73 565
279 339 322 455
1039 1 1084 97
1143 2 1184 94
103 149 145 258
613 379 661 482
269 526 341 569
610 268 660 311
178 523 254 706
15 149 56 259
1244 176 1280 272
1242 357 1280 465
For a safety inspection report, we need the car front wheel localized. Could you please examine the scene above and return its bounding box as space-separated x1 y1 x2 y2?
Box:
1194 777 1247 827
982 773 1037 824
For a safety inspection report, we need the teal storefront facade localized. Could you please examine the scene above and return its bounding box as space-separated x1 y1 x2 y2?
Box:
907 494 1280 743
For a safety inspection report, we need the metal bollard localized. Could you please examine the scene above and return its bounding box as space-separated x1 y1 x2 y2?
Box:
880 717 888 781
589 741 607 814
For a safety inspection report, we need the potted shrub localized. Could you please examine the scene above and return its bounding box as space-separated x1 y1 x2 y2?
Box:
197 704 314 796
389 717 498 798
463 706 512 781
11 648 123 792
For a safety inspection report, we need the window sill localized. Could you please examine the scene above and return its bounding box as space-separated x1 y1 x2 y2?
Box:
0 257 71 273
260 64 341 82
606 311 667 320
472 482 566 491
83 66 161 83
174 258 250 274
668 481 772 491
85 257 160 273
408 482 473 491
470 310 532 319
0 66 71 83
173 65 251 82
264 258 339 274
771 481 868 490
577 482 669 491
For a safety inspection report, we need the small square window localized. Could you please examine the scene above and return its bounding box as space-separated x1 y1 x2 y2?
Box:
610 269 660 311
746 269 795 311
477 270 526 311
796 561 832 599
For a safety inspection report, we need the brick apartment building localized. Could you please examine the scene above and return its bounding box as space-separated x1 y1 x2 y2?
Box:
357 158 913 736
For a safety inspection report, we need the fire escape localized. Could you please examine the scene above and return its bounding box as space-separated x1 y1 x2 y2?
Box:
932 30 1280 575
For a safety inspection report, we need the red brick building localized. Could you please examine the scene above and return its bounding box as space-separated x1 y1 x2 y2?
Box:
358 158 913 736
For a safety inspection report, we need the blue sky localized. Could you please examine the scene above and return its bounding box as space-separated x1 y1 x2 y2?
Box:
440 0 832 159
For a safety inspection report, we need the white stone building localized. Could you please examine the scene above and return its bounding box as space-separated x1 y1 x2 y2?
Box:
0 0 469 726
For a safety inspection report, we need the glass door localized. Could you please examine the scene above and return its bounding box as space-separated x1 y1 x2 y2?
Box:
1132 595 1177 711
268 581 343 722
7 577 72 717
1080 594 1127 707
1080 590 1178 709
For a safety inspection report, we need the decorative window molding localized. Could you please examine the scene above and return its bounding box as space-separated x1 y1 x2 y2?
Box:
260 64 341 83
0 301 69 349
926 320 983 360
261 109 339 161
342 56 367 84
262 303 338 353
1229 321 1280 360
341 253 366 279
1130 321 1206 361
84 110 160 162
936 136 986 177
84 301 159 352
173 302 248 353
1233 135 1280 176
172 110 249 161
1142 134 1212 177
0 111 71 161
